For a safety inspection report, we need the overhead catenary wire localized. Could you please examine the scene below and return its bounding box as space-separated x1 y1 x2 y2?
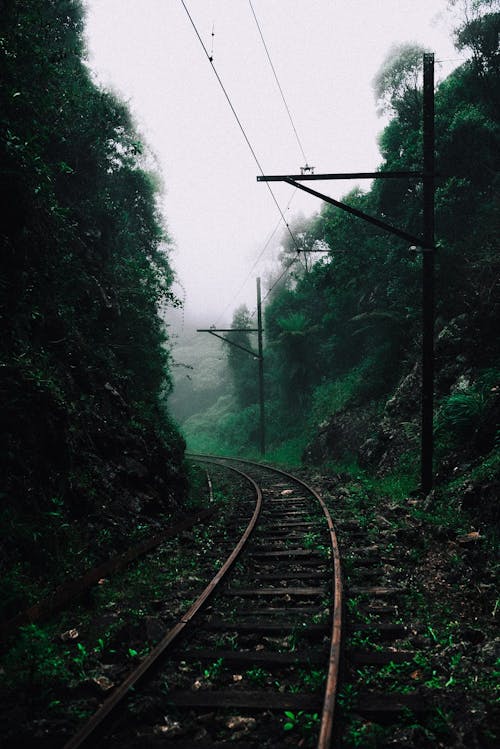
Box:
179 0 299 255
262 256 300 304
214 188 297 326
248 0 309 166
249 251 302 318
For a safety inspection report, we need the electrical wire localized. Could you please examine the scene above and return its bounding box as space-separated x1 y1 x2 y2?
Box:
262 256 299 304
179 0 299 254
248 248 302 318
248 0 309 165
214 188 297 325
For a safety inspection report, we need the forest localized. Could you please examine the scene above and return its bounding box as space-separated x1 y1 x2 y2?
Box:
1 0 499 747
1 0 186 611
176 3 499 515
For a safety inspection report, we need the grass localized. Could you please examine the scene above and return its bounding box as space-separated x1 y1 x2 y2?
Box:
183 432 308 468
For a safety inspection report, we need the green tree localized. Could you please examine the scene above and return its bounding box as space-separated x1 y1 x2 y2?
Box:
0 0 186 560
373 42 428 122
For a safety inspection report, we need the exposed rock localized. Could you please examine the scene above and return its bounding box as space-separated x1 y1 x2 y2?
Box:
303 404 377 465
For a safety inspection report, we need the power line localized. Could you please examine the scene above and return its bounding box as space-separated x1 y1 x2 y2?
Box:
248 0 309 165
249 254 301 318
179 0 299 254
262 256 299 305
214 188 297 326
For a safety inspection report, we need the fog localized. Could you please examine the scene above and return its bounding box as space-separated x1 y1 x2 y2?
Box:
85 0 463 326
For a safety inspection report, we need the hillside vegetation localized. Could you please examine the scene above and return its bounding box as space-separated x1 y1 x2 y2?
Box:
178 3 499 519
1 0 186 616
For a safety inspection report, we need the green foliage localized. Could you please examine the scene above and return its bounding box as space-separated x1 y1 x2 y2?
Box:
343 716 385 747
436 389 486 439
1 0 186 577
169 326 229 424
203 658 224 682
310 370 363 423
296 667 325 692
182 395 260 455
451 1 500 76
1 624 70 690
373 42 428 119
436 370 499 456
282 710 320 741
258 438 306 467
244 667 271 686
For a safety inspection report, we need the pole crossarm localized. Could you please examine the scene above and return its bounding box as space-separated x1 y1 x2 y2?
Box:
197 329 261 359
197 277 266 455
257 170 431 182
258 176 429 248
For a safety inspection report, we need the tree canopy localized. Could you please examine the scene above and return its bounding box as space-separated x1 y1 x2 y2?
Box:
1 0 186 577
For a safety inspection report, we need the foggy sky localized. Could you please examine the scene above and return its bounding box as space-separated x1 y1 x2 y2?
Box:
85 0 463 326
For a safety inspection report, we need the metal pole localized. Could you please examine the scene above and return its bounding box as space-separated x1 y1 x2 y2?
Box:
422 53 435 494
257 278 265 456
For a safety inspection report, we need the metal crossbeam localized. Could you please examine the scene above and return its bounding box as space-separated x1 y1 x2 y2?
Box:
280 177 428 247
197 329 260 359
257 170 428 182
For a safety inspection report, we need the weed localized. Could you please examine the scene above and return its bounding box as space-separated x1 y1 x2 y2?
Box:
348 632 376 649
203 657 224 682
245 667 270 686
312 609 329 624
215 632 238 649
303 531 319 549
429 705 455 735
344 716 384 747
347 594 370 618
283 710 320 745
297 667 326 692
354 660 413 691
2 624 71 691
337 683 358 711
73 642 88 678
93 636 106 654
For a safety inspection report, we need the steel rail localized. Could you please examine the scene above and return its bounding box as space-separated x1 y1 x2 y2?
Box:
189 453 343 749
63 463 262 749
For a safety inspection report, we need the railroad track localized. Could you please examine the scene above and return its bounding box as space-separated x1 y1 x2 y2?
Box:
3 457 429 747
63 455 342 748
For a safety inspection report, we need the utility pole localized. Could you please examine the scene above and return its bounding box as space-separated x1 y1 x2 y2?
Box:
197 278 266 456
257 54 436 493
421 53 435 495
257 277 265 455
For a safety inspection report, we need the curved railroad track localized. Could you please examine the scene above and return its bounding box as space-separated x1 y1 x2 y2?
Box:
63 455 342 748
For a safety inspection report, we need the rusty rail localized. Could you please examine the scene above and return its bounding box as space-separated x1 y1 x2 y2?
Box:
64 463 262 749
193 454 343 749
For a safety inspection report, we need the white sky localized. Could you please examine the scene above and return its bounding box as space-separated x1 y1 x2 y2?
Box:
84 0 463 326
